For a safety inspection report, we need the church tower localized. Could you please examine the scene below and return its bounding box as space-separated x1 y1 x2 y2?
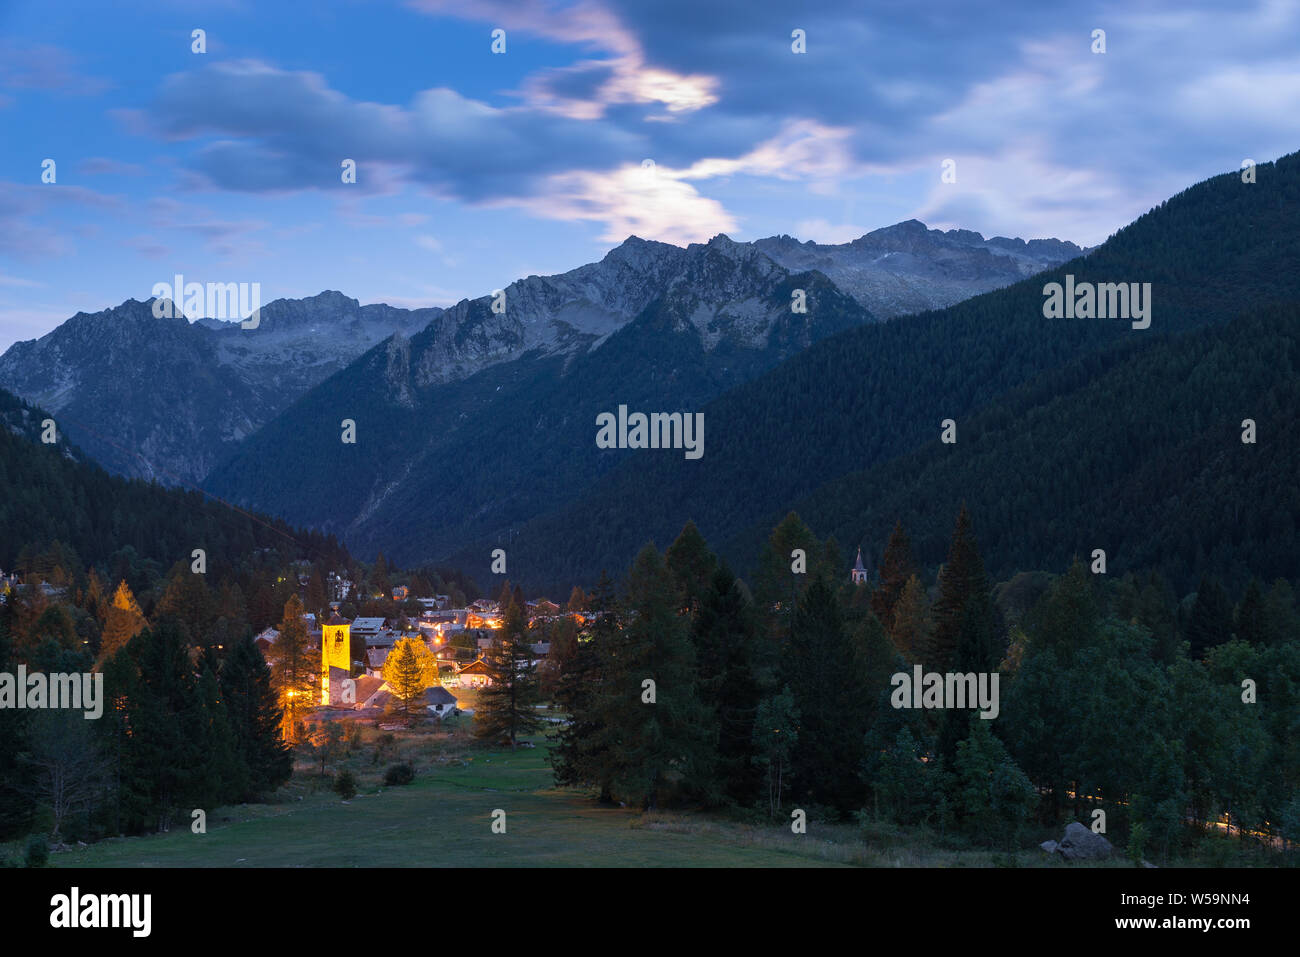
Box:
321 611 352 705
851 547 868 585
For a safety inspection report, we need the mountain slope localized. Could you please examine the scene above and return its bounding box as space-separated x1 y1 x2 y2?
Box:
754 220 1084 318
0 292 435 484
0 220 1079 490
0 387 348 573
203 239 875 560
480 152 1300 592
749 302 1300 593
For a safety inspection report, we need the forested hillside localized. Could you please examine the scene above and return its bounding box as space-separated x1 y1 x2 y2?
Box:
483 153 1300 593
0 388 348 574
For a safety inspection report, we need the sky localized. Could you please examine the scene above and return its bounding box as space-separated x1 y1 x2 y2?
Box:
1 0 1297 352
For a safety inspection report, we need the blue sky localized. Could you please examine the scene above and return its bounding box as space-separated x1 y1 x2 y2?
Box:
1 0 1297 351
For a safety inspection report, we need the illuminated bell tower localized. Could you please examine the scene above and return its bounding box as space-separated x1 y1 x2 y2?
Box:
851 548 868 585
321 612 352 704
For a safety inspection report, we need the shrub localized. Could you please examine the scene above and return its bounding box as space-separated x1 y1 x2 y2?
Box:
24 835 49 868
384 763 415 786
335 770 358 801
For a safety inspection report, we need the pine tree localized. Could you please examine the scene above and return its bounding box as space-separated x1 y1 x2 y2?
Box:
1234 579 1268 646
1186 576 1233 659
0 603 35 839
693 563 762 804
785 575 871 814
752 687 799 819
196 659 249 805
154 560 218 646
305 568 329 617
219 632 291 799
927 505 992 672
370 552 391 599
871 520 916 633
565 586 588 614
666 520 718 615
1261 579 1300 647
550 573 616 798
889 574 931 659
597 544 713 808
109 621 206 833
474 599 542 748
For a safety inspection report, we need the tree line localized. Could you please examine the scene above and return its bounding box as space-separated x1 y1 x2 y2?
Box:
546 510 1300 860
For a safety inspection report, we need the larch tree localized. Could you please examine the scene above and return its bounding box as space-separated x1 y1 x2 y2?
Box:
270 594 316 740
97 580 147 667
871 520 916 634
382 638 430 721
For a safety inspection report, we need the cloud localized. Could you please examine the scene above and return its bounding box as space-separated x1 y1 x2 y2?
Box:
0 273 43 288
78 157 149 177
794 219 866 245
120 0 1300 248
0 40 110 94
0 182 124 260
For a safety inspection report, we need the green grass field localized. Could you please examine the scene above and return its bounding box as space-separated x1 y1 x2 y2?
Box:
42 721 1154 868
49 724 862 867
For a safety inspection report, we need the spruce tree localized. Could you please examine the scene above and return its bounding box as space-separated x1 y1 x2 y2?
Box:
666 520 718 615
474 599 542 748
785 575 871 814
693 563 762 804
196 660 249 804
1186 576 1233 659
550 573 616 798
0 603 35 839
927 505 992 672
871 520 916 633
889 574 931 659
1234 579 1268 646
597 544 713 808
110 622 206 833
219 632 291 799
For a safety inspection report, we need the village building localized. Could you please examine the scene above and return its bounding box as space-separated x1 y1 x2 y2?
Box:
457 658 494 689
851 547 869 585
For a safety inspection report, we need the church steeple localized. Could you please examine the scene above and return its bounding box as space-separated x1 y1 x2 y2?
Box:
851 547 868 585
321 611 352 704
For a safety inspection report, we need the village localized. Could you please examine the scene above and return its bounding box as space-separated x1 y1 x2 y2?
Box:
251 570 579 727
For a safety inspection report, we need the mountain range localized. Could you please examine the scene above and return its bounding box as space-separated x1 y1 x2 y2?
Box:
0 222 1081 489
8 161 1297 599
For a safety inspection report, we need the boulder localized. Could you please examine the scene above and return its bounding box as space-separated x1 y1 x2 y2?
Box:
1039 840 1059 854
1056 821 1113 861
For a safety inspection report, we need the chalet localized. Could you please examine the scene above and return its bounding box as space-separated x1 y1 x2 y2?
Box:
253 628 280 656
351 617 387 644
366 647 391 674
528 599 560 618
457 658 494 689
